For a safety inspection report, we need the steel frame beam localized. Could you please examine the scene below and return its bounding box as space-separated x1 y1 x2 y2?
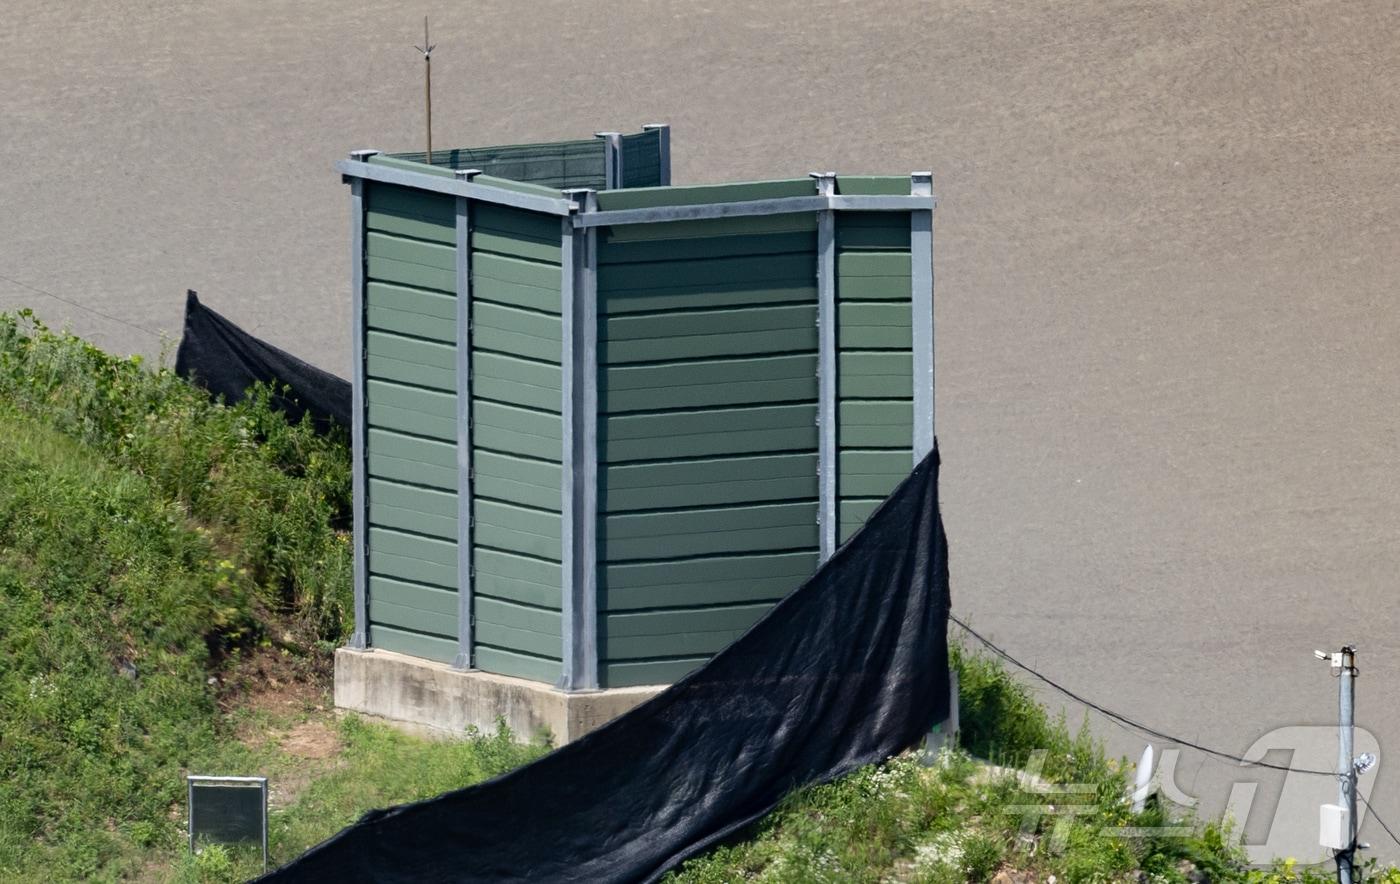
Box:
811 172 839 561
558 189 600 692
910 172 936 461
452 169 481 670
347 150 377 651
336 158 575 215
572 194 934 228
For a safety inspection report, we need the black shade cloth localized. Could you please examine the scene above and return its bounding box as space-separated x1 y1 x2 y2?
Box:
261 447 949 884
175 291 350 433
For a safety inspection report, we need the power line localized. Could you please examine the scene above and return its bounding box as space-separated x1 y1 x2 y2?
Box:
0 272 164 340
949 614 1337 777
1358 794 1400 850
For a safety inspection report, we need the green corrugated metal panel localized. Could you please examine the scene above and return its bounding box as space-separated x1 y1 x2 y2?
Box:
473 401 562 462
602 305 817 363
602 502 817 561
595 217 822 684
602 404 818 462
620 130 663 189
600 551 819 610
474 302 562 362
475 549 561 610
833 176 911 196
837 213 912 250
604 213 817 243
386 140 602 190
472 252 561 290
838 450 910 498
601 354 816 413
603 603 770 645
599 231 816 264
475 598 562 655
475 451 562 512
603 657 707 688
603 252 814 293
474 499 561 562
473 352 561 412
367 231 455 271
837 302 913 350
836 213 913 543
370 576 458 619
474 202 564 247
473 229 562 265
596 178 814 211
474 646 562 683
367 341 455 392
472 274 561 315
366 380 455 441
373 598 458 637
838 400 913 448
369 527 457 586
366 430 456 490
601 280 817 315
365 182 455 231
603 453 817 511
837 353 913 398
370 625 458 663
366 288 456 344
368 478 457 539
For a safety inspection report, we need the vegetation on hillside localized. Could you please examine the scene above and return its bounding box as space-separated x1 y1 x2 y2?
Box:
0 312 546 881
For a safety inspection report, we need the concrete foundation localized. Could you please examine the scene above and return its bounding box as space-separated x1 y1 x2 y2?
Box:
334 648 665 744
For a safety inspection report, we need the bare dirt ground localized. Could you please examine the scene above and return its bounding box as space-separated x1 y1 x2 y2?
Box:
3 0 1397 862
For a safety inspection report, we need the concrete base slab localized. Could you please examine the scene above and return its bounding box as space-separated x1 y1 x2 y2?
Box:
334 648 665 745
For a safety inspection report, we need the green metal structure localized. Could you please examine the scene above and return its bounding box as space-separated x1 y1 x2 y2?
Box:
340 127 935 689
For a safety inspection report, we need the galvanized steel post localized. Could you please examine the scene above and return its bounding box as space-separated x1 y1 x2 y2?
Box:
643 123 671 185
453 169 481 671
347 149 379 650
595 132 623 189
811 172 838 561
559 188 600 691
910 172 935 461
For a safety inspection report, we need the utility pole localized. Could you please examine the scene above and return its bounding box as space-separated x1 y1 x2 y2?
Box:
1338 645 1358 884
1317 645 1361 884
414 17 436 164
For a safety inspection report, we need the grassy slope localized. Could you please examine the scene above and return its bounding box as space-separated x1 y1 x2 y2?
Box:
0 313 546 881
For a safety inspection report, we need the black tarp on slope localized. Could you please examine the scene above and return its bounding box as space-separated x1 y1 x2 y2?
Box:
174 291 350 433
260 447 950 884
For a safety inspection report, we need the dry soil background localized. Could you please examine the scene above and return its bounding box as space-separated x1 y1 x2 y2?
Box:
3 0 1398 863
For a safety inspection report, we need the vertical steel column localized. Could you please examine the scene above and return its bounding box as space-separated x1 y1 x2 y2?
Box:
559 189 599 691
595 132 622 189
452 169 481 671
811 172 838 561
643 123 671 185
346 149 379 650
910 172 936 462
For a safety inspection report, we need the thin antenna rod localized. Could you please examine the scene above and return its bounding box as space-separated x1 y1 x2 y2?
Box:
414 17 436 164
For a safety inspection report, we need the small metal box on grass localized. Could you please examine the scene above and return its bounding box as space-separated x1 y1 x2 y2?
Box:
187 775 268 871
339 125 935 694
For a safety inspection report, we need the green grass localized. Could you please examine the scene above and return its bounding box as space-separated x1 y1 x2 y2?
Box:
663 648 1400 884
0 312 547 881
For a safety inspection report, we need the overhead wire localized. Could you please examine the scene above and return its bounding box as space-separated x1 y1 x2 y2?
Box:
949 614 1338 777
0 271 164 341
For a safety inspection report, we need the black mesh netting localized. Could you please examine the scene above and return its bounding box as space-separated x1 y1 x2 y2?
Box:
174 290 350 433
259 447 950 884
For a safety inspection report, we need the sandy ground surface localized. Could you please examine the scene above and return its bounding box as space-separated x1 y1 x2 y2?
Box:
3 0 1398 864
